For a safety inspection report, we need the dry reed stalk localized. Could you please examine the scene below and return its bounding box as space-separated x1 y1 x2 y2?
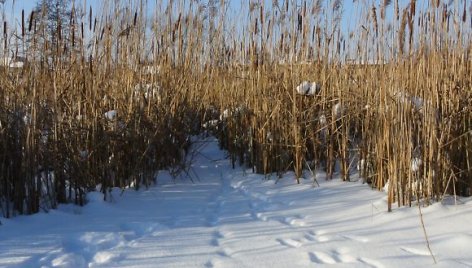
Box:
1 0 471 217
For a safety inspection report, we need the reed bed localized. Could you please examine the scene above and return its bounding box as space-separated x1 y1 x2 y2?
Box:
0 0 471 217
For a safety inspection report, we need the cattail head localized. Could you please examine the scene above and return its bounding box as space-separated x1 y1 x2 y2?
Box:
298 13 302 32
410 0 416 18
21 9 25 37
372 5 378 36
28 11 34 32
462 1 467 23
260 5 264 26
399 8 408 55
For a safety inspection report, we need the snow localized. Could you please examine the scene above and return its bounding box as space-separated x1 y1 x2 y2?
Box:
202 119 219 129
332 102 343 119
141 65 160 75
219 107 246 121
133 84 161 101
104 110 117 121
1 137 472 268
296 81 321 96
411 157 423 172
393 91 424 111
9 61 24 68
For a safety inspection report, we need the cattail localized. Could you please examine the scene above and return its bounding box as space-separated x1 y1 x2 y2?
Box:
21 9 24 37
408 5 414 48
254 18 258 35
3 21 6 50
280 33 284 52
57 20 62 41
176 13 181 30
133 10 138 26
28 11 34 32
410 0 416 18
312 25 316 42
89 6 92 31
372 5 378 36
298 13 302 32
260 5 263 26
443 4 448 24
266 19 271 40
399 8 408 55
303 1 307 17
100 26 105 40
72 25 75 47
462 1 466 23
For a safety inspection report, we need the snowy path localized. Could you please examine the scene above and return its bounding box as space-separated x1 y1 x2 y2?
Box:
1 138 472 268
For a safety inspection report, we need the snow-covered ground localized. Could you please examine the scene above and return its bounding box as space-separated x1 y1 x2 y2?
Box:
1 138 471 268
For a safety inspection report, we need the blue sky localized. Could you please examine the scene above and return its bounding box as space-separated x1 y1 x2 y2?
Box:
1 0 432 46
4 0 360 24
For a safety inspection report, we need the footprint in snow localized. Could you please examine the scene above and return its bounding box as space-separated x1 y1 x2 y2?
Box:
119 222 169 240
275 216 306 228
359 257 386 268
50 253 88 268
206 214 221 227
309 251 338 264
401 247 431 256
304 232 332 243
265 203 282 211
277 238 303 248
249 201 260 210
230 181 243 190
284 217 306 227
254 212 268 221
210 231 224 247
309 250 357 265
91 251 122 265
341 234 369 243
56 232 125 268
216 247 235 257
